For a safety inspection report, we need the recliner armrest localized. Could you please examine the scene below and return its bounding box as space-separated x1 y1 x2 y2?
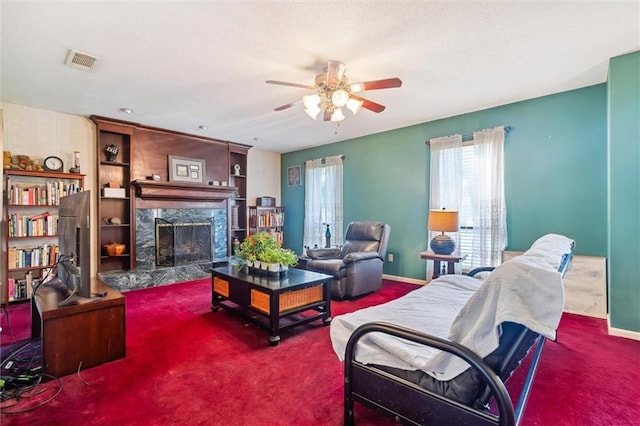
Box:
306 247 342 259
343 251 382 264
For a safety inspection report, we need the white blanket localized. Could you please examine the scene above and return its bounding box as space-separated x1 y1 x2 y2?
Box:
330 248 567 381
424 255 564 380
330 274 482 370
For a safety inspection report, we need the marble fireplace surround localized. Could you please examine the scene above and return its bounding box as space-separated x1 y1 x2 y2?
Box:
100 181 234 292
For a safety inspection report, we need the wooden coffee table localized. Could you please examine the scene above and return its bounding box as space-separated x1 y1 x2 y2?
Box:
210 265 332 345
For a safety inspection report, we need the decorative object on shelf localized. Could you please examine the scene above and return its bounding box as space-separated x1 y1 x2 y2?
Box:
287 165 301 186
427 208 459 255
5 153 45 171
168 155 206 184
152 174 161 181
69 151 81 173
3 151 11 169
107 217 122 225
104 242 126 256
256 196 276 207
232 238 241 255
102 187 126 198
233 163 241 176
105 144 119 162
237 232 297 276
231 205 239 228
324 223 332 248
43 156 64 172
266 60 402 122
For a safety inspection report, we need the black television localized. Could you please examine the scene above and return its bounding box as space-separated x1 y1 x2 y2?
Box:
56 190 92 304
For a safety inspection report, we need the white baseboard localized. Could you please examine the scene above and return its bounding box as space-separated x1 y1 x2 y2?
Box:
607 314 640 341
383 274 425 286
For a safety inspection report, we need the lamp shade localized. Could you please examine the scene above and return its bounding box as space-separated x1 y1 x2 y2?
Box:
427 209 459 232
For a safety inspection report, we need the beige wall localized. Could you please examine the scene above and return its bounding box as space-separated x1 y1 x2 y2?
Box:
247 148 281 206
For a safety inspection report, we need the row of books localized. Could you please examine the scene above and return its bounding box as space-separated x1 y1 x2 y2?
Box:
7 244 59 270
8 181 83 206
249 211 284 228
8 212 59 237
6 270 52 301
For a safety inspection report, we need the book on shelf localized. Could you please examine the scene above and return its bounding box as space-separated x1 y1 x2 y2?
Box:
7 244 58 269
9 181 82 206
8 213 58 237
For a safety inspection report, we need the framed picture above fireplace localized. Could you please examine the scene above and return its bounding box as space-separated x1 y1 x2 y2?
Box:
168 155 206 184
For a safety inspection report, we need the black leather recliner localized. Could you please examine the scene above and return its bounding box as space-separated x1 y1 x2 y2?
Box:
305 221 391 299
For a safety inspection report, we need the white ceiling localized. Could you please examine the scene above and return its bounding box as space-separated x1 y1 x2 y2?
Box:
2 1 638 153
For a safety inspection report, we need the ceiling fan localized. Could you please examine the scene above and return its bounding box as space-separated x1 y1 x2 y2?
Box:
266 60 402 122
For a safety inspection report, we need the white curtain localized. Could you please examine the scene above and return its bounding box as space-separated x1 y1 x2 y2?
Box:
471 127 507 266
429 134 463 248
303 155 344 249
428 127 507 268
429 134 463 210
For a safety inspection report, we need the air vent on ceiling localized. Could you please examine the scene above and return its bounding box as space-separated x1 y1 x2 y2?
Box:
65 49 98 71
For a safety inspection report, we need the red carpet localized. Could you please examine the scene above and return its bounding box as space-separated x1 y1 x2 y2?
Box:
1 278 639 425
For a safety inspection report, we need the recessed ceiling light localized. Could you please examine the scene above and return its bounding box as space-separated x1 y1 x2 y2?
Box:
120 108 133 114
199 125 208 130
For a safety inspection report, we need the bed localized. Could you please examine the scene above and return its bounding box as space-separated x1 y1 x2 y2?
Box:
330 234 574 426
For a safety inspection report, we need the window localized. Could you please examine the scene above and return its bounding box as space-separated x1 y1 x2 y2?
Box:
429 127 507 270
458 144 476 270
303 155 344 249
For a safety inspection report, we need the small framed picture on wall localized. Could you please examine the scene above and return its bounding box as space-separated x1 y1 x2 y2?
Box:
287 165 301 186
168 155 206 184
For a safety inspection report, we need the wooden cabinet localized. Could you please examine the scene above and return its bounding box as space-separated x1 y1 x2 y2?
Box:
32 277 125 377
2 170 85 303
248 206 284 244
93 118 135 272
229 144 248 250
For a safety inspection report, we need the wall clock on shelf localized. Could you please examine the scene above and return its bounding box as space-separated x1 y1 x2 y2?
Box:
43 156 64 172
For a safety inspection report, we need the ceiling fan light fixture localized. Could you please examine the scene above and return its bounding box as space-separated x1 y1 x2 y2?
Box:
302 94 321 109
346 98 364 115
267 60 401 122
331 108 345 122
304 105 321 120
331 89 349 107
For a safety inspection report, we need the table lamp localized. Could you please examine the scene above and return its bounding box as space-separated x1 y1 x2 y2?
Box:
428 209 459 255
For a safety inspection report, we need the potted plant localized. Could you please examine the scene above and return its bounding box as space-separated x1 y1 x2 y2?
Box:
237 232 289 274
274 248 298 275
258 247 281 275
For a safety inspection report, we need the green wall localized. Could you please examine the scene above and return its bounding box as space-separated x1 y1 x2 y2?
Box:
282 84 608 281
608 51 640 333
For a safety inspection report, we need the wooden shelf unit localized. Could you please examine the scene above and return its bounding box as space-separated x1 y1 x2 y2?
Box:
229 144 249 251
248 205 284 244
93 118 135 273
2 169 85 303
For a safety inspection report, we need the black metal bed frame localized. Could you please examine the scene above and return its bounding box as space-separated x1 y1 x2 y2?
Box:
343 252 573 426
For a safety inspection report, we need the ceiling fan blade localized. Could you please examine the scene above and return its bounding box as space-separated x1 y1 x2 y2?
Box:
349 94 386 113
325 60 346 88
265 80 316 90
350 77 403 93
274 100 301 112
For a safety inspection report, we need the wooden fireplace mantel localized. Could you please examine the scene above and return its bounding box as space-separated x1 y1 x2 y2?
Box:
133 180 237 202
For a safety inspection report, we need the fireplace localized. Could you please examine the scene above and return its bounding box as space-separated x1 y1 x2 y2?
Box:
98 180 233 292
136 208 227 268
155 218 213 266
